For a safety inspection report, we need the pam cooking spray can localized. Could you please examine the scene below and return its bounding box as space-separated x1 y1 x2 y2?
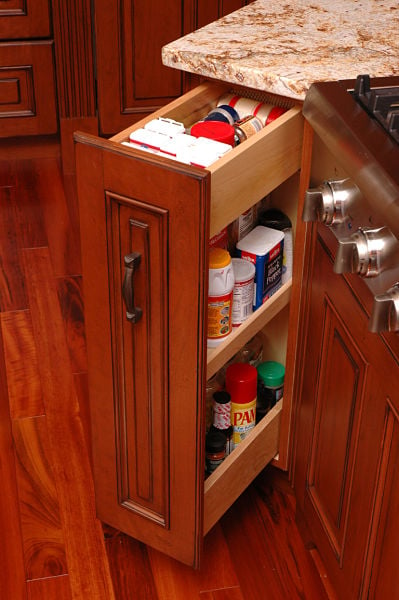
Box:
225 362 257 448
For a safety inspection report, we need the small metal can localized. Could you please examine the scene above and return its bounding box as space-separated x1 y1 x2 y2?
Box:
234 115 263 143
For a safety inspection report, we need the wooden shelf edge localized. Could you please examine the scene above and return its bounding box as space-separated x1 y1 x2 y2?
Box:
203 401 282 534
206 280 292 379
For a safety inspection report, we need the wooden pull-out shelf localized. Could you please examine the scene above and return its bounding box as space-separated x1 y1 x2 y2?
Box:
77 79 304 565
204 400 282 534
112 81 303 237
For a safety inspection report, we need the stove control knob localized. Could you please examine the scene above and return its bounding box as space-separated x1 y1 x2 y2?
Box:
303 179 361 226
334 226 398 277
369 284 399 333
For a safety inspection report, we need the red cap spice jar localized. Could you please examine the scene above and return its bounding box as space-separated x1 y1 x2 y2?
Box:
225 362 257 448
190 121 235 147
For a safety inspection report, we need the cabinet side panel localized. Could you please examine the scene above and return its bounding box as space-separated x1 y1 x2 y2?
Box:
75 134 210 567
107 195 169 526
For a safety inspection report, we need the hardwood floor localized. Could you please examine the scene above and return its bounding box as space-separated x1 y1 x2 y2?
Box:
0 138 331 599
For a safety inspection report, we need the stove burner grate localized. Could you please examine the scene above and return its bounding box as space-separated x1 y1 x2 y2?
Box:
353 74 399 143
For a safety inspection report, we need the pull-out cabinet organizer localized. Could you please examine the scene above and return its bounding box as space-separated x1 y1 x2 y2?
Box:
75 80 304 567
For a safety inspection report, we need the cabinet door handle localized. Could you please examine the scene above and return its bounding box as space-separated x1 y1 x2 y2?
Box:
122 252 143 323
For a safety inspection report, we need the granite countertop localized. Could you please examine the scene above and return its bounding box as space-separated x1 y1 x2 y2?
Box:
162 0 399 100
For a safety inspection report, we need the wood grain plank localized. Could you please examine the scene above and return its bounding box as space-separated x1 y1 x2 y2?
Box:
221 488 284 600
0 185 28 311
254 477 329 600
73 372 92 467
0 157 16 186
0 324 27 600
57 276 87 373
148 523 240 600
221 469 330 600
21 246 115 600
12 415 67 579
199 588 244 600
29 157 81 277
27 574 72 600
104 528 159 600
1 310 44 419
14 160 48 250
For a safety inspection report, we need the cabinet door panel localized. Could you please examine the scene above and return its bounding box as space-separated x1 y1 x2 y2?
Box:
363 402 399 598
296 229 398 599
0 0 51 39
108 197 169 524
0 42 57 137
95 0 184 134
75 133 210 567
306 299 367 559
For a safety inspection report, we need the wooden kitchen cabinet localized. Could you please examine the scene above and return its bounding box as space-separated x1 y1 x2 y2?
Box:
0 0 57 136
75 80 304 566
293 222 399 598
93 0 253 135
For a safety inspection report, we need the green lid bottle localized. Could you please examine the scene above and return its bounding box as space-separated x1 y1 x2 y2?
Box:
256 361 285 422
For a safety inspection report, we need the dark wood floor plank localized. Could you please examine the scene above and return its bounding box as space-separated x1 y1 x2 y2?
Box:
104 528 159 600
221 469 330 600
0 185 28 311
63 172 82 264
25 157 81 277
73 372 92 467
21 246 116 600
14 160 48 250
199 588 244 600
12 415 68 580
1 310 44 419
57 276 87 373
0 157 16 186
0 325 28 600
254 471 330 600
27 574 72 600
221 489 284 600
148 523 240 599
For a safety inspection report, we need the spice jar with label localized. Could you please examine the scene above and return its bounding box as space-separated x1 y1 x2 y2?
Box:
207 248 235 347
205 429 227 475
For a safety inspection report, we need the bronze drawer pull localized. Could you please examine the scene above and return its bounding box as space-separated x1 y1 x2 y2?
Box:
122 252 143 323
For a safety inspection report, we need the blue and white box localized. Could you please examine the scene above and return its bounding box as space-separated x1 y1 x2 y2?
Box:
236 225 284 309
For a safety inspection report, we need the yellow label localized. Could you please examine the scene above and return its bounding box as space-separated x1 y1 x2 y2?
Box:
207 293 232 339
231 399 256 447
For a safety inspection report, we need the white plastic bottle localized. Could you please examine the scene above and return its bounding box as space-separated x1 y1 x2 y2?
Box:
207 248 235 348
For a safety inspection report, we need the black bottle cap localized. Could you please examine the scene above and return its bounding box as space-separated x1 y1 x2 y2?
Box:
213 390 231 404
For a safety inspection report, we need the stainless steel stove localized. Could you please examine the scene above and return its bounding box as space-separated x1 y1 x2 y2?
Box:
302 74 399 333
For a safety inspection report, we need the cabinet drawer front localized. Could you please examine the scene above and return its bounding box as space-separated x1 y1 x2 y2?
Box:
0 0 51 39
0 42 57 136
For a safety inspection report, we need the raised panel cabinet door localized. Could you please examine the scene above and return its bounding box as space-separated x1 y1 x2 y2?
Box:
75 132 210 567
94 0 186 134
0 0 51 39
295 229 397 599
94 0 255 134
364 405 399 598
0 41 58 137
